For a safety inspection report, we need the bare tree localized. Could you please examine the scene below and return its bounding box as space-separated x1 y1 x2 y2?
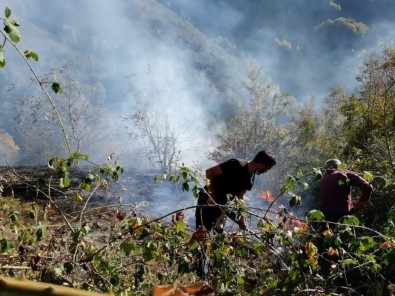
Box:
123 74 187 173
14 65 106 163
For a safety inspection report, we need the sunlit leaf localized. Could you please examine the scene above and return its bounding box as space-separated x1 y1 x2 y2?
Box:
305 241 318 257
73 192 83 202
362 171 374 182
4 19 21 43
341 215 360 226
327 247 339 256
342 259 358 267
129 218 143 235
5 7 11 18
0 49 5 69
380 240 394 249
306 210 325 221
176 220 185 233
23 50 39 61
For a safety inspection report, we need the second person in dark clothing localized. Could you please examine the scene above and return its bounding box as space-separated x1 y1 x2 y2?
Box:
195 150 276 232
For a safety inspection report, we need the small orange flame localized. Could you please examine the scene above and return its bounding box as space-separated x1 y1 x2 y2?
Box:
259 190 273 202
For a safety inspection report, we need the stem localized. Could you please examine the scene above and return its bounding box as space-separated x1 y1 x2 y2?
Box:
0 30 72 154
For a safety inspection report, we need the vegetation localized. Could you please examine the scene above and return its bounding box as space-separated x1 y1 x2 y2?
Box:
1 5 395 296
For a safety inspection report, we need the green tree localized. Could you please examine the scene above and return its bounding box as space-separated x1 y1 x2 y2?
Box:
208 66 294 163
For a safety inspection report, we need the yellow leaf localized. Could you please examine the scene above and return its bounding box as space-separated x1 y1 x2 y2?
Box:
305 241 318 257
129 218 143 235
327 247 339 256
73 192 83 202
322 229 333 237
380 240 395 249
309 255 318 266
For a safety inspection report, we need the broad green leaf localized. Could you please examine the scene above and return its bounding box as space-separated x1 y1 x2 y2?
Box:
237 275 245 285
176 220 185 233
342 259 358 266
358 236 375 252
52 82 63 94
341 215 360 226
59 177 70 188
306 210 325 221
362 171 374 182
381 249 395 266
182 182 189 192
4 19 21 43
5 7 11 18
120 240 136 256
23 50 39 62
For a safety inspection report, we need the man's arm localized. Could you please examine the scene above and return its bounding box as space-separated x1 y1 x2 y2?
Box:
348 171 373 211
205 164 223 204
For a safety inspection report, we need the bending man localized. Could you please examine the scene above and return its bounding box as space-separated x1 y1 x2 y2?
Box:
195 150 276 233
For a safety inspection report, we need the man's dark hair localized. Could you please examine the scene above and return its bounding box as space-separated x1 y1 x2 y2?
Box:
254 150 276 167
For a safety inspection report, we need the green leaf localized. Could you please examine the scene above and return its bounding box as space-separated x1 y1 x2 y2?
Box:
281 176 296 194
182 182 189 192
0 239 13 252
4 18 21 43
36 227 48 240
36 177 46 190
5 7 11 18
28 210 36 220
176 220 185 233
342 259 358 267
362 171 374 182
23 50 39 62
0 49 5 69
120 240 136 256
358 236 375 252
306 210 325 221
52 82 63 94
381 249 395 266
341 215 360 226
54 267 63 276
9 211 19 223
60 176 70 188
237 275 245 285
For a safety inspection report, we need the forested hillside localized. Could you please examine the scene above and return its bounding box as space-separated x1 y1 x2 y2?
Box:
0 1 395 295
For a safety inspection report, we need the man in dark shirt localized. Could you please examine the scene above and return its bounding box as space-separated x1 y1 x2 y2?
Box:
195 150 276 232
319 159 373 223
